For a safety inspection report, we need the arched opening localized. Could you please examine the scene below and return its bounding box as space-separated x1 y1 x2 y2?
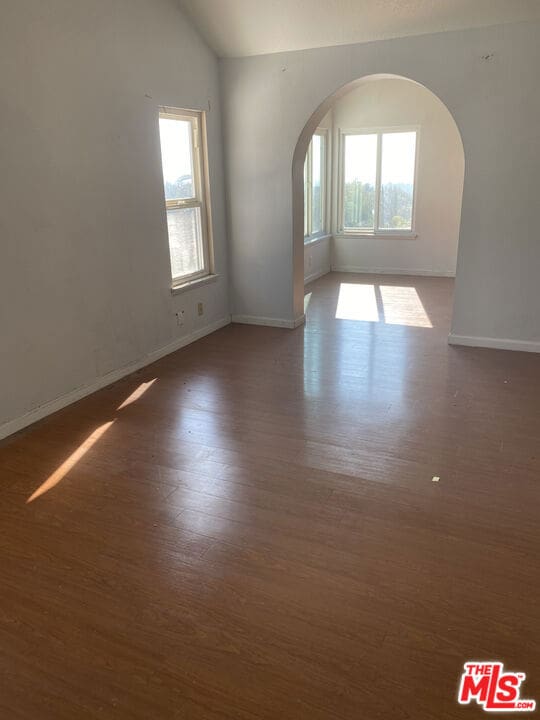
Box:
292 74 465 327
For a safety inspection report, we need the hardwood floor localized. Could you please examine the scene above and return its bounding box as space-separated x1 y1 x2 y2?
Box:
1 272 539 719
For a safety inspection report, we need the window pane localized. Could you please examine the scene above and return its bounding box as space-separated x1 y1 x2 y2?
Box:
166 206 204 279
159 118 195 201
379 132 416 230
311 134 323 235
343 134 377 230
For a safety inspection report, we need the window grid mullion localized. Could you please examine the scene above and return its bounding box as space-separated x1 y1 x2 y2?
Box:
307 142 313 237
374 132 383 232
191 118 203 203
165 198 202 210
339 132 345 233
320 134 326 234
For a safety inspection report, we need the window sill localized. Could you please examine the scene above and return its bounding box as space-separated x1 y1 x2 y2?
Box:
171 273 219 296
304 234 332 247
337 232 418 241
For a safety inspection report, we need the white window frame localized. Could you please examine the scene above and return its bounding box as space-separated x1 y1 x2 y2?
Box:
304 128 329 243
337 125 420 237
158 107 214 287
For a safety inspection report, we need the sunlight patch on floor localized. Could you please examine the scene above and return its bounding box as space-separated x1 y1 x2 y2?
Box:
335 283 379 321
335 282 432 328
380 285 432 328
26 421 115 503
117 379 157 410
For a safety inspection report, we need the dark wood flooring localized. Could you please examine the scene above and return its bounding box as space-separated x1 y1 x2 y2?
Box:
1 273 539 719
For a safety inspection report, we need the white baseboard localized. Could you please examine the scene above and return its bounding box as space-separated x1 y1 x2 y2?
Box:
448 333 540 354
331 265 455 278
232 314 305 329
304 267 331 285
0 316 231 442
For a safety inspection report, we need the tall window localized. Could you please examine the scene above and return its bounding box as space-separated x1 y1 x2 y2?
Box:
158 108 212 285
340 129 417 233
304 130 327 241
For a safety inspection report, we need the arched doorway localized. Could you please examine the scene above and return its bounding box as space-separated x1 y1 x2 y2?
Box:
292 74 465 325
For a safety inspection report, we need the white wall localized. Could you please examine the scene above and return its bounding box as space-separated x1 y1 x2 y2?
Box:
330 78 464 276
304 237 331 284
222 22 540 349
0 0 230 437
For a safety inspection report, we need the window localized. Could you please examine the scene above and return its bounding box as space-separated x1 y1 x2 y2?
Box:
158 108 212 285
340 129 418 234
304 130 327 241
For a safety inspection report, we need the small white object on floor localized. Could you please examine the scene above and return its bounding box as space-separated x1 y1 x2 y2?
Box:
432 476 440 482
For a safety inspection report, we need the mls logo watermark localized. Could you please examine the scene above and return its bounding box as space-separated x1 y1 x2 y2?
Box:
458 662 536 713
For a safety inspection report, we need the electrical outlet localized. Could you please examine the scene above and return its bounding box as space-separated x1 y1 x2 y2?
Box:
175 310 185 326
197 302 204 317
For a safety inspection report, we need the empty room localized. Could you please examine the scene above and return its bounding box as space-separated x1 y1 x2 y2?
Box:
1 1 539 718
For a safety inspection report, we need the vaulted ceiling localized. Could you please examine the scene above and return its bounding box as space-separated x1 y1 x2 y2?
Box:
178 0 540 58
